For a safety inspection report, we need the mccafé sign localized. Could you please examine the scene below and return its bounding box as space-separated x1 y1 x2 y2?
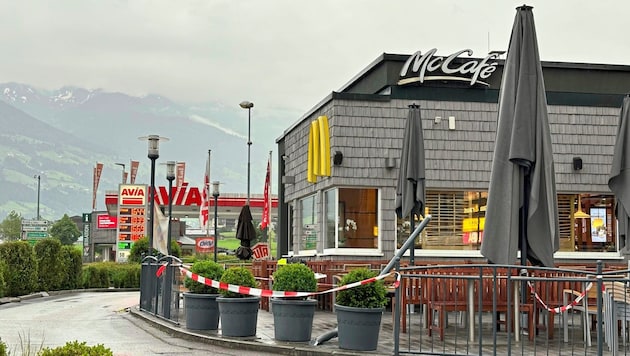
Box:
398 48 501 87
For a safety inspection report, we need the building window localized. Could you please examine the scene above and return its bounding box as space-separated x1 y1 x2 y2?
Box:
396 191 618 253
323 187 379 249
299 195 317 251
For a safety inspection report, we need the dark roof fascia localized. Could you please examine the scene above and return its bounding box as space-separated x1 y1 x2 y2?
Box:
337 53 409 93
276 92 334 143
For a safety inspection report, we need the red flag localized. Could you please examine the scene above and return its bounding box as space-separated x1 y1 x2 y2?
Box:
129 160 139 184
199 155 210 228
261 157 271 229
176 162 186 188
92 162 103 210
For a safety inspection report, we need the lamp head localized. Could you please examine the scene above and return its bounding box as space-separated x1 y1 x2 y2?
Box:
166 161 176 180
212 181 220 197
239 101 254 109
138 135 169 159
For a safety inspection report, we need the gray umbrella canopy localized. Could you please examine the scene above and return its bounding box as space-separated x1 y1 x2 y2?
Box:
481 5 559 267
608 95 630 251
395 104 426 220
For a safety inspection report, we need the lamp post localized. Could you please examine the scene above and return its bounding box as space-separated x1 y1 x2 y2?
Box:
34 174 41 220
139 134 168 256
115 163 126 183
212 181 220 262
239 101 254 204
165 161 176 256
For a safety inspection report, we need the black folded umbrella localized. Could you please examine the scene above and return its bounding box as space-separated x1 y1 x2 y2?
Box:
235 204 256 260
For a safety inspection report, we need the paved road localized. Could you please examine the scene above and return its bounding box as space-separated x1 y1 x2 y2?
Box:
0 291 275 356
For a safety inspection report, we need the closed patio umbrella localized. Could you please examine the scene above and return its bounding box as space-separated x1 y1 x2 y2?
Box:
235 204 256 260
481 5 559 267
395 103 426 264
608 94 630 252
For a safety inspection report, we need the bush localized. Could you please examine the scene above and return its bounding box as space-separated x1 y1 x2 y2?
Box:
219 267 257 298
82 264 110 289
128 237 182 263
0 241 38 297
335 268 387 309
60 245 83 290
0 337 6 356
109 263 140 288
38 341 113 356
34 238 64 291
0 261 6 298
272 263 317 295
184 260 224 294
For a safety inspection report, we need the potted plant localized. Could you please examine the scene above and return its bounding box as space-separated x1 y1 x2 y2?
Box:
270 263 318 342
334 268 387 351
182 260 224 330
216 266 260 337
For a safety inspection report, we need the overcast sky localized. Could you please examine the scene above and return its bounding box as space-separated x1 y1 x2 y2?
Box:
1 0 629 124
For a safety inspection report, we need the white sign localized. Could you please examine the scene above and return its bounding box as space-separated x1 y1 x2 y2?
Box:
22 220 49 232
398 48 501 87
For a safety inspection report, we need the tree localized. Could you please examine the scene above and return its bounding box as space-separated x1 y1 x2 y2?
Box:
0 211 22 241
49 214 81 245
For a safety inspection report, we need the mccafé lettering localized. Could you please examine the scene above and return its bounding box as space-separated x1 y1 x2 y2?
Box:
398 48 501 86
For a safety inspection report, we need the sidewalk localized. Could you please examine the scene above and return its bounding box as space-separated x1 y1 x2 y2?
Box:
129 305 396 356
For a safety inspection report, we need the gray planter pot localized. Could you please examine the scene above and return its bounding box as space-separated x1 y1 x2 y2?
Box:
183 293 220 330
271 298 317 342
217 296 260 337
335 304 384 351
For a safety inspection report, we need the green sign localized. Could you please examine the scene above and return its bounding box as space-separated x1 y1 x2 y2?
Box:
118 242 132 250
26 232 48 238
82 213 92 223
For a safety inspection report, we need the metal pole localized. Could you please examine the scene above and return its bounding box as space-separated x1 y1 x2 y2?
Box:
167 177 174 255
35 175 41 220
247 107 251 204
148 157 156 256
213 193 219 262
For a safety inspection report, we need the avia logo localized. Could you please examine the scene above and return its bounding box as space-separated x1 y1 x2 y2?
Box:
398 48 502 87
151 182 202 206
119 185 147 206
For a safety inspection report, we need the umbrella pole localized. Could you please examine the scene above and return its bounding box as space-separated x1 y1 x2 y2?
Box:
520 174 530 305
410 210 415 265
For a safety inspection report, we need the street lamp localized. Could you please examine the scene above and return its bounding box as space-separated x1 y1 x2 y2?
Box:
165 161 176 256
34 174 41 220
115 163 126 183
139 134 169 256
212 181 220 262
239 100 254 204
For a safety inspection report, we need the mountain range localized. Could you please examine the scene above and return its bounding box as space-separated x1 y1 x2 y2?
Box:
0 83 293 221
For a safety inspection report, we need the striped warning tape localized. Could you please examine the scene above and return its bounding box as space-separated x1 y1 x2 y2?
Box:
527 281 596 314
176 266 400 298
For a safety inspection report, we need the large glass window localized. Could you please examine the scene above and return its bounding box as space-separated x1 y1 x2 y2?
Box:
299 195 317 251
323 187 379 249
397 191 618 253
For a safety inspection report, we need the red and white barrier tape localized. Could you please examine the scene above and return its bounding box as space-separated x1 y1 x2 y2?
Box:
177 266 400 298
527 281 596 314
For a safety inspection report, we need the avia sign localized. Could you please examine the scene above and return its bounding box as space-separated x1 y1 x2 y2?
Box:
119 184 147 205
398 48 502 87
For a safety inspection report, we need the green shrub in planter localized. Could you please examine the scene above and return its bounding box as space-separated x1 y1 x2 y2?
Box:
184 260 224 294
39 341 113 356
335 268 387 309
219 266 258 298
272 263 317 297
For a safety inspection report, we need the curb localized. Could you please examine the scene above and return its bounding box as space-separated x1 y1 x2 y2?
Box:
127 306 369 356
